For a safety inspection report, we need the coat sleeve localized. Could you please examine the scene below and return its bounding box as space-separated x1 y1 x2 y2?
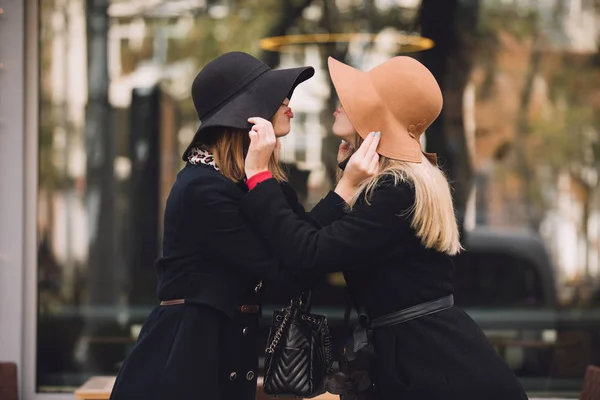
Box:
188 178 282 281
275 182 348 288
279 182 348 228
240 178 416 277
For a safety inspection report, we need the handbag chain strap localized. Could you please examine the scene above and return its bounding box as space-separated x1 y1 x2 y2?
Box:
266 296 304 354
266 306 291 354
301 314 319 324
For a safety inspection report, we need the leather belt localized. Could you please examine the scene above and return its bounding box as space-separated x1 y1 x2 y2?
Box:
159 300 260 314
160 299 185 306
352 294 454 354
370 294 454 329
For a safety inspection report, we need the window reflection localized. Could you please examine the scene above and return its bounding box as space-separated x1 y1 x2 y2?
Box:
38 0 600 396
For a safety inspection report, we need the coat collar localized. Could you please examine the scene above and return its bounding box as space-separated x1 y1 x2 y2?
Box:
187 146 220 172
187 146 248 192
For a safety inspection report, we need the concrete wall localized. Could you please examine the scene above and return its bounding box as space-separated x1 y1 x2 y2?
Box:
0 0 26 394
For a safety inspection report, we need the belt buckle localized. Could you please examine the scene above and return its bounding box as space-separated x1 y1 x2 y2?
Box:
239 304 260 313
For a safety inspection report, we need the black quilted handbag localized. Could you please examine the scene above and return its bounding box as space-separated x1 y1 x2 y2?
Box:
263 291 333 398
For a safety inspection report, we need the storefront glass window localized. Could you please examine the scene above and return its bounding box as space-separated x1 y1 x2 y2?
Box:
38 0 600 396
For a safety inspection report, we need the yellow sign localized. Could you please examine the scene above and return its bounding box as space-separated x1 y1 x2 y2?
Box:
260 33 434 53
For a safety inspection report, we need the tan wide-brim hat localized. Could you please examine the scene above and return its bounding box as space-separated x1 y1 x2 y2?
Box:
328 56 442 164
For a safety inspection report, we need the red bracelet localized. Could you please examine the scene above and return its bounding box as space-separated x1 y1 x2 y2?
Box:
246 171 273 190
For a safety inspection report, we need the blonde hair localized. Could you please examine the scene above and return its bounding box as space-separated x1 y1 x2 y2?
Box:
345 137 462 255
199 128 286 182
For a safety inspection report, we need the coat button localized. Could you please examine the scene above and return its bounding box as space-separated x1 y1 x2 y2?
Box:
242 327 249 336
246 371 255 380
255 281 263 293
229 372 237 381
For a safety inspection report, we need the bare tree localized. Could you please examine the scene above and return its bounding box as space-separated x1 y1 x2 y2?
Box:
418 0 479 233
260 0 316 67
84 0 115 306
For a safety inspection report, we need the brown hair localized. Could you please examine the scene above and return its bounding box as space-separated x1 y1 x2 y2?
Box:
198 128 287 182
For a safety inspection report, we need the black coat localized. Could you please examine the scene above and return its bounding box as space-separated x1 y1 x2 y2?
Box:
241 178 529 400
109 162 346 400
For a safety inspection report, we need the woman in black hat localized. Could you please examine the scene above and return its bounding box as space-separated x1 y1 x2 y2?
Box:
109 52 370 400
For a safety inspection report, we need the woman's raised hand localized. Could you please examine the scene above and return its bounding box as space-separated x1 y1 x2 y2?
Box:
245 117 277 179
335 132 381 202
343 132 381 186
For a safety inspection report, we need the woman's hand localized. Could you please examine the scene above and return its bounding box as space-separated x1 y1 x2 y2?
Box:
245 117 277 179
334 131 380 202
343 132 381 185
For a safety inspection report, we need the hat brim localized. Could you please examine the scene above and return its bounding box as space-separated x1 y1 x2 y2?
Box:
328 57 424 163
182 66 314 161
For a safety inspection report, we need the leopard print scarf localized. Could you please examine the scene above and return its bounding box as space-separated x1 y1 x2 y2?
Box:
187 146 220 171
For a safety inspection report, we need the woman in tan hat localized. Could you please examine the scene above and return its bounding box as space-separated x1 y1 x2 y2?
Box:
241 56 528 400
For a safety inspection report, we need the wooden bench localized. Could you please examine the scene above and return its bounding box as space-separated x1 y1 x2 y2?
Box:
581 365 600 400
74 376 338 400
0 362 18 400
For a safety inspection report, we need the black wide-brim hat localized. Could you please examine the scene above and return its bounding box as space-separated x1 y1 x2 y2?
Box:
182 51 315 161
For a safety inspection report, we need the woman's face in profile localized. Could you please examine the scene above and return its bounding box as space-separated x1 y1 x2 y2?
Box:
332 104 356 142
271 98 295 137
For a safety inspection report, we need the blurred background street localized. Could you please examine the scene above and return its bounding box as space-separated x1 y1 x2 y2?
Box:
2 0 600 399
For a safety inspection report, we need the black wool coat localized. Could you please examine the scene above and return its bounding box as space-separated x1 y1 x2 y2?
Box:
241 178 529 400
109 162 346 400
